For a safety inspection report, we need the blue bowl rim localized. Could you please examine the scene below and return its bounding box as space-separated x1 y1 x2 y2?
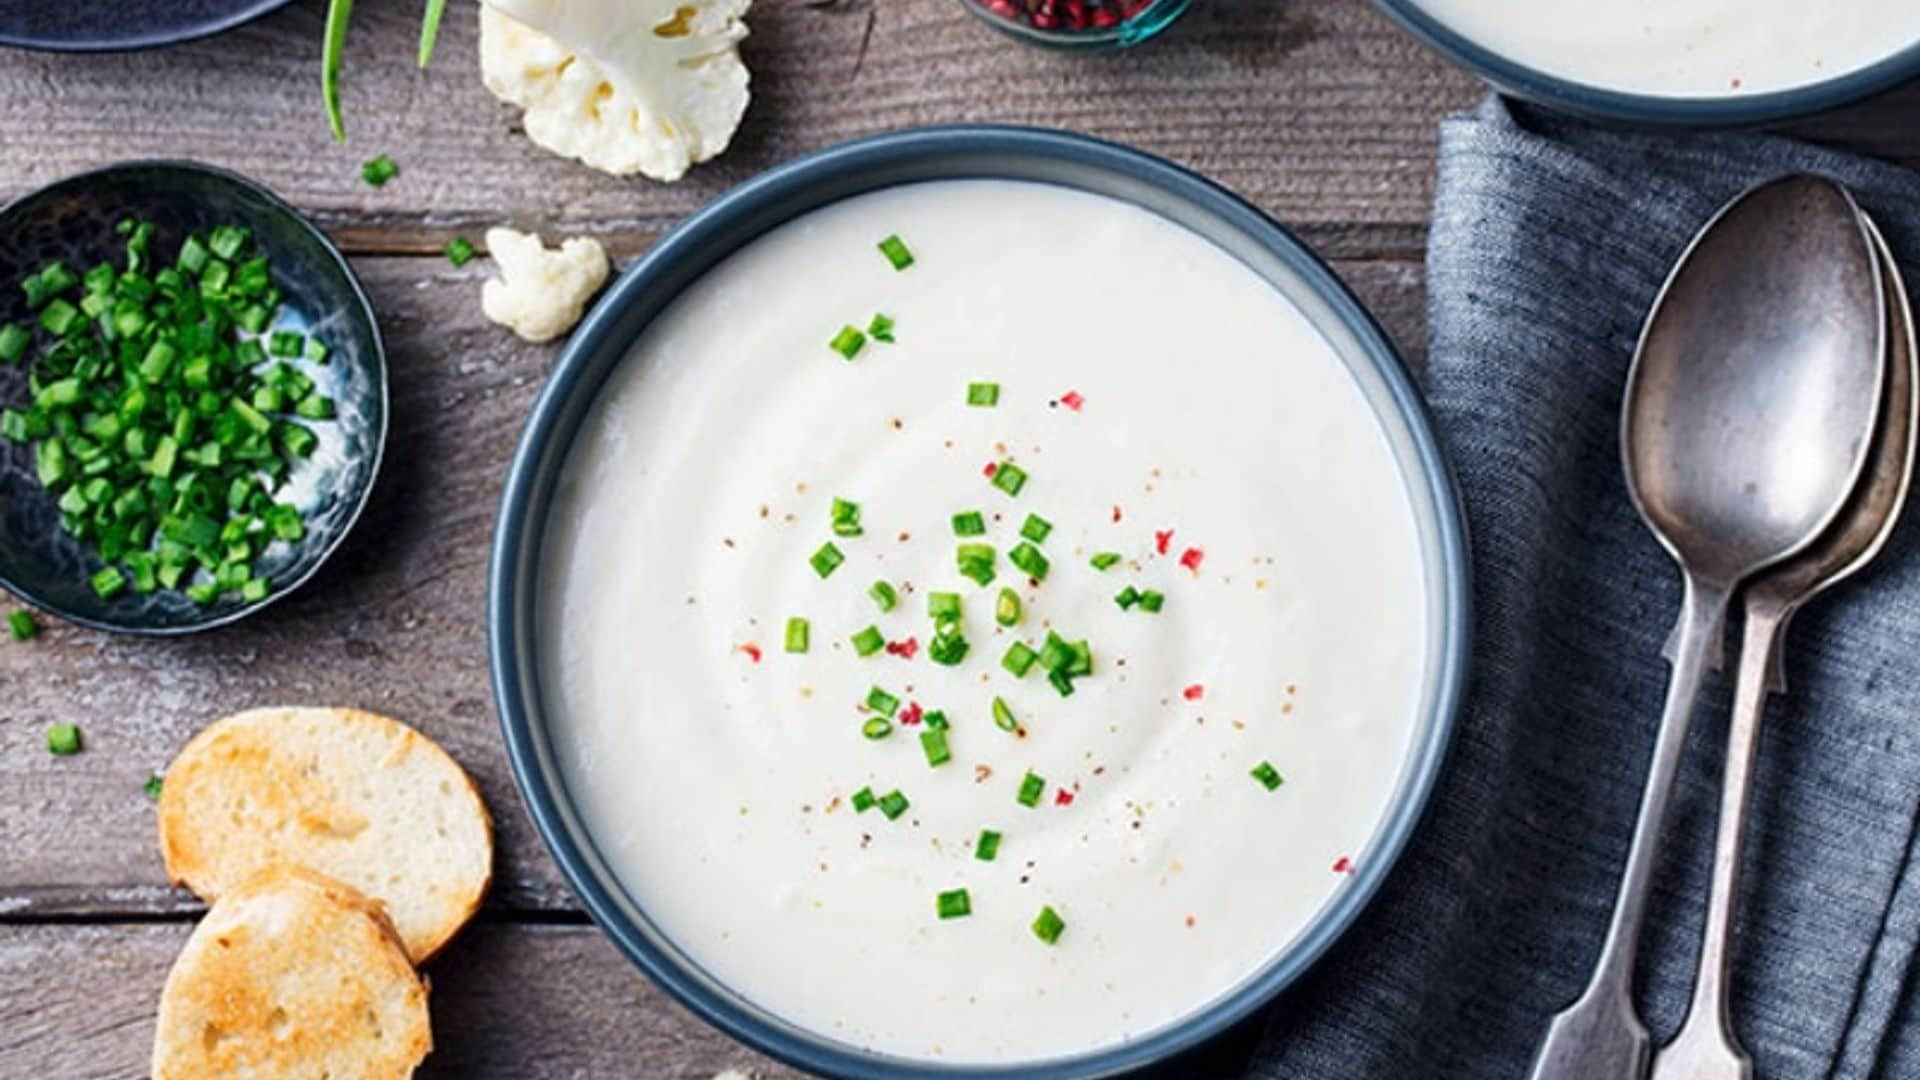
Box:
1370 0 1920 126
0 0 295 53
0 158 389 636
488 124 1472 1078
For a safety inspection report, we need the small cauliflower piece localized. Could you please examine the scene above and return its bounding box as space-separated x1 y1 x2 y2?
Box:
480 227 611 343
479 0 751 183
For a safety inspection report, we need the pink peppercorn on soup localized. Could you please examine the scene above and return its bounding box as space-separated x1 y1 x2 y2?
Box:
535 180 1430 1063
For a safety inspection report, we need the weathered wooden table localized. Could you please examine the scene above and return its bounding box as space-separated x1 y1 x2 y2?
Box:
1 2 1915 1075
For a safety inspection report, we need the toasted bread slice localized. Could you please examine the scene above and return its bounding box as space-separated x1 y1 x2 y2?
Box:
153 867 432 1080
159 706 493 962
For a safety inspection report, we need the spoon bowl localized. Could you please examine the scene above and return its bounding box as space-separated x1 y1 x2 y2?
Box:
1752 214 1918 636
1624 175 1886 586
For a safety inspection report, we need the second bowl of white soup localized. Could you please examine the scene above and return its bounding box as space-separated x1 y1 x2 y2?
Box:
1374 0 1920 125
490 127 1469 1077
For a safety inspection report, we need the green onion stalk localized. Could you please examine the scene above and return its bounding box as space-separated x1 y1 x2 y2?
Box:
324 0 451 139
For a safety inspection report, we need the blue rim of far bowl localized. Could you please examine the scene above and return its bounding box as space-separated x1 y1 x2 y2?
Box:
488 125 1471 1079
0 159 388 635
1370 0 1920 126
0 0 295 53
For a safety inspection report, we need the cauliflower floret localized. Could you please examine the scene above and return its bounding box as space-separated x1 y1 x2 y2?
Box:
480 227 611 343
479 0 751 183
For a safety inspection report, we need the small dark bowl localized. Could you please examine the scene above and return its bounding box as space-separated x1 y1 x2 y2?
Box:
0 162 386 634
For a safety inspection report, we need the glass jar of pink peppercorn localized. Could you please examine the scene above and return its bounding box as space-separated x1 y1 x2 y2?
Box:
961 0 1192 49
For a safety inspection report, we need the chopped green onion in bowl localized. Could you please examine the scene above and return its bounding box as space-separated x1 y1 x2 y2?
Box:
0 162 387 635
0 220 341 612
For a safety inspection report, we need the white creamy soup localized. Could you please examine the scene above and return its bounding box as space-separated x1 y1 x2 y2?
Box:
538 180 1430 1063
1411 0 1920 97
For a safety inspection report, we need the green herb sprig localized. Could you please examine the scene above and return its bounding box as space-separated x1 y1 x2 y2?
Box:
323 0 449 140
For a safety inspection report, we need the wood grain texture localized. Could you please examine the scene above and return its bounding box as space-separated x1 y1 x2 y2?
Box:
0 918 1271 1077
0 0 1487 259
0 921 802 1079
2 0 1909 262
0 254 1426 920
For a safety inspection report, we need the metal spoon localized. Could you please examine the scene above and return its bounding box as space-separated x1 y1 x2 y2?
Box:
1651 213 1917 1080
1528 175 1886 1080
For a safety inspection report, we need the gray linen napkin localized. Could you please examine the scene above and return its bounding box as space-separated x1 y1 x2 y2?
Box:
1247 97 1920 1080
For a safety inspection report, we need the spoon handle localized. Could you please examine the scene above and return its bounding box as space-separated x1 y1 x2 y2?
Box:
1650 602 1784 1080
1529 574 1732 1080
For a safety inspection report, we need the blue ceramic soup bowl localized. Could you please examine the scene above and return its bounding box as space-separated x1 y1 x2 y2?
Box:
489 125 1470 1078
1371 0 1920 127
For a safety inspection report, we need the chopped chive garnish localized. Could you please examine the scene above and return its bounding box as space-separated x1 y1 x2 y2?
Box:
40 299 79 336
361 154 400 187
0 323 28 363
956 542 996 587
879 789 909 820
809 542 845 578
1019 514 1053 543
878 234 915 271
144 773 164 799
990 461 1028 497
91 565 127 599
1016 770 1045 807
967 382 1000 407
862 716 894 740
1002 642 1038 678
830 497 863 537
1038 633 1074 674
785 617 810 653
45 723 81 756
444 235 476 266
851 626 885 657
936 888 971 920
992 697 1020 734
1008 541 1049 581
920 728 951 767
951 511 986 537
1066 640 1093 678
928 591 962 622
1116 585 1141 610
7 610 39 641
869 580 898 612
1032 905 1065 945
1251 761 1285 791
996 587 1021 627
1138 589 1165 613
1049 668 1076 697
1091 552 1123 571
928 631 969 666
268 330 305 358
830 325 867 360
924 710 950 731
868 313 895 343
975 829 1001 862
852 786 878 813
866 686 900 717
